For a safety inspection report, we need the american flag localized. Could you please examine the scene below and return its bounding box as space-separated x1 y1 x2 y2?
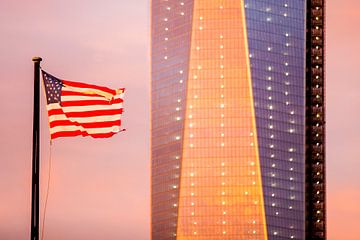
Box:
42 70 125 139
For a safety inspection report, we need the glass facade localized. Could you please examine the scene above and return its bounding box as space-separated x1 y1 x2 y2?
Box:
244 1 306 239
151 1 194 239
152 1 311 240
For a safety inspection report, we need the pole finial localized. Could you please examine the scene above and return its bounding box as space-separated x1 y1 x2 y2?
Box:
32 56 42 62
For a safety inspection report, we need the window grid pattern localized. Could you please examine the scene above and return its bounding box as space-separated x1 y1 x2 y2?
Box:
151 1 194 239
244 1 306 239
176 0 267 239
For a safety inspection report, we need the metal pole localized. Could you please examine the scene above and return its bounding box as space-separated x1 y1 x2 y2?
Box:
31 57 42 240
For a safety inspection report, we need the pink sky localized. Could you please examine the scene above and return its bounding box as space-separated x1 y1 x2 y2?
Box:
0 1 359 239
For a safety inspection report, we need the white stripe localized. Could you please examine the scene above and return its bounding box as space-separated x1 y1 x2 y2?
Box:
63 85 115 99
61 95 108 101
47 103 123 112
61 94 124 102
49 114 122 123
50 125 121 135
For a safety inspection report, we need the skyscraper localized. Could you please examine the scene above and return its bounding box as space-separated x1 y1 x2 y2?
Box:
151 0 325 239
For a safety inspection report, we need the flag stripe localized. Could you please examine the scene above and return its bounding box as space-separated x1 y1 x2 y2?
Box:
51 130 117 139
61 90 104 98
50 125 121 135
49 119 121 128
61 95 111 101
47 108 123 118
60 98 123 107
48 113 122 123
47 102 123 112
63 80 116 95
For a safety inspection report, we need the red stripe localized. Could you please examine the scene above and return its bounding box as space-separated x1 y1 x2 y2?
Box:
62 80 116 95
61 90 104 98
51 130 118 139
48 108 123 118
60 98 123 107
50 119 121 129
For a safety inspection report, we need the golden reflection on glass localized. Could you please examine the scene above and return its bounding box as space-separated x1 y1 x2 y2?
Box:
177 0 268 239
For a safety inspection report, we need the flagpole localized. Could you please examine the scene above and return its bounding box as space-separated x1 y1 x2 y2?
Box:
31 56 42 240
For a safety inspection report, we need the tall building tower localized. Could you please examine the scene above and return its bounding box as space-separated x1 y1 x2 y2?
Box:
151 0 325 239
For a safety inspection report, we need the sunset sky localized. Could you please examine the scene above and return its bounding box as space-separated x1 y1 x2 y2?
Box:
0 1 359 239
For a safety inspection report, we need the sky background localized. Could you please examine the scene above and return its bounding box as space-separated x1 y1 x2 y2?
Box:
0 1 358 239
